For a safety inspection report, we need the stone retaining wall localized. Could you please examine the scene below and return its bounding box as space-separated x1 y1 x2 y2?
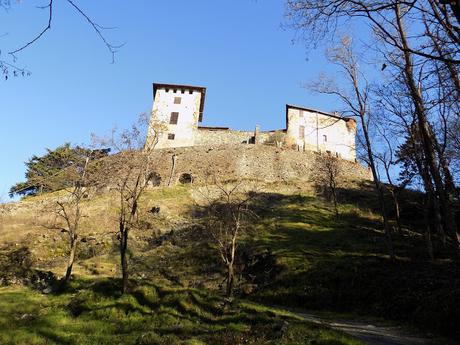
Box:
146 144 371 187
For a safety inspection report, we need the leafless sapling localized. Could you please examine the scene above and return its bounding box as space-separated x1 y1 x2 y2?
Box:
314 154 342 218
93 114 166 294
198 179 258 298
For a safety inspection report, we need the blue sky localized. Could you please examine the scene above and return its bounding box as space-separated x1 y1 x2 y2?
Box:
1 0 350 199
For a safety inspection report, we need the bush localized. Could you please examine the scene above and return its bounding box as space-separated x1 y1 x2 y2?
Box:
0 246 34 285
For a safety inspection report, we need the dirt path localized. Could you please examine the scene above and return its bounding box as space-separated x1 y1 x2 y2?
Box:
285 309 447 345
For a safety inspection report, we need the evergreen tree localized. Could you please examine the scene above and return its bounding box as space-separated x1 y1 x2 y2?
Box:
9 143 109 197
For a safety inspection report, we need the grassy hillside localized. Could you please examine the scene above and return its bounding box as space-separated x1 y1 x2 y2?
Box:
0 279 364 345
0 180 458 343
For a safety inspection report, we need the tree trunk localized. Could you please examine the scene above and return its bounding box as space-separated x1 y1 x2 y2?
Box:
331 183 339 219
120 226 129 294
168 154 177 187
395 3 459 248
63 234 77 286
391 190 403 236
226 263 234 298
359 113 395 260
424 195 435 261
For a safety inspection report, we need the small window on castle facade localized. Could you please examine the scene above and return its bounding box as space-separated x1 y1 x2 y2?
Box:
323 135 327 142
173 89 178 93
174 97 181 104
170 112 179 124
189 90 193 95
299 125 305 139
168 133 175 140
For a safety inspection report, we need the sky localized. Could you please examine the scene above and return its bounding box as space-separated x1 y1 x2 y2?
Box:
0 0 350 200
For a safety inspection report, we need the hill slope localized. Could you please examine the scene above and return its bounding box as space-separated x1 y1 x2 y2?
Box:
0 176 458 344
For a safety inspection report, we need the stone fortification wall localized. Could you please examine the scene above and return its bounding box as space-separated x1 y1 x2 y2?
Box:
145 144 371 187
194 128 286 147
195 128 255 146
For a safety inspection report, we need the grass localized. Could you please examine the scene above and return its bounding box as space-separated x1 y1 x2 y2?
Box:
245 190 460 341
0 279 363 345
1 181 459 343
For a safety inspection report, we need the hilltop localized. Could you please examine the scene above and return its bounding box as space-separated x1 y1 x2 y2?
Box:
0 145 458 345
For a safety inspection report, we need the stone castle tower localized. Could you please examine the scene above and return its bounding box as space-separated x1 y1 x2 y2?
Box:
146 83 206 150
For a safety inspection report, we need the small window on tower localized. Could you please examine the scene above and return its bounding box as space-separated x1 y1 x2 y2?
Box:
174 97 182 104
323 135 328 142
170 112 179 124
299 125 305 139
168 133 175 140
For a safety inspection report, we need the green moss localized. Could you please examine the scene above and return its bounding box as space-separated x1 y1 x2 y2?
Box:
0 282 363 345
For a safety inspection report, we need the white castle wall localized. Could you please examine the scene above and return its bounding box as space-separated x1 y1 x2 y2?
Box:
145 84 357 162
285 107 356 161
148 87 203 149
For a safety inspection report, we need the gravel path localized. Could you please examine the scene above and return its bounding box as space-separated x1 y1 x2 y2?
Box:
286 309 448 345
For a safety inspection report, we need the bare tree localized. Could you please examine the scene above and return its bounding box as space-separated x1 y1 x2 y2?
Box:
39 147 109 287
374 76 441 257
1 0 122 79
310 37 395 259
393 2 459 247
54 155 90 287
198 179 258 298
375 125 405 236
94 114 166 294
286 0 460 64
287 0 459 249
314 154 342 218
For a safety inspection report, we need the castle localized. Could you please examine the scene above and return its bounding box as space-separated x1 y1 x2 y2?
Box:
146 83 357 161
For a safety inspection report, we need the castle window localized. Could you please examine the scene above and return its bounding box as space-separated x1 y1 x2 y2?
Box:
189 90 193 94
167 133 175 140
323 135 327 142
165 88 169 93
173 89 178 93
299 125 305 139
170 112 179 124
174 97 182 105
181 89 185 94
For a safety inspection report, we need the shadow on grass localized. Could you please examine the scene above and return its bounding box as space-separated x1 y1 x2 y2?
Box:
0 277 364 345
244 191 460 341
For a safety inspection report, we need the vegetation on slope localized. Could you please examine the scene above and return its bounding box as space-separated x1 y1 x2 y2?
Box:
1 181 459 343
0 279 363 345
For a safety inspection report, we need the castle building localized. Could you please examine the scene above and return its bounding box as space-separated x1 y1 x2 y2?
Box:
146 83 206 149
285 105 356 161
146 83 357 161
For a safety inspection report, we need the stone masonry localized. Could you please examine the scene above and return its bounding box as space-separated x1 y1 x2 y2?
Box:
141 144 371 188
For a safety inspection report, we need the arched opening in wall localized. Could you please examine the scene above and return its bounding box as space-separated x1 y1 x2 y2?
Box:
147 172 162 187
179 173 193 185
